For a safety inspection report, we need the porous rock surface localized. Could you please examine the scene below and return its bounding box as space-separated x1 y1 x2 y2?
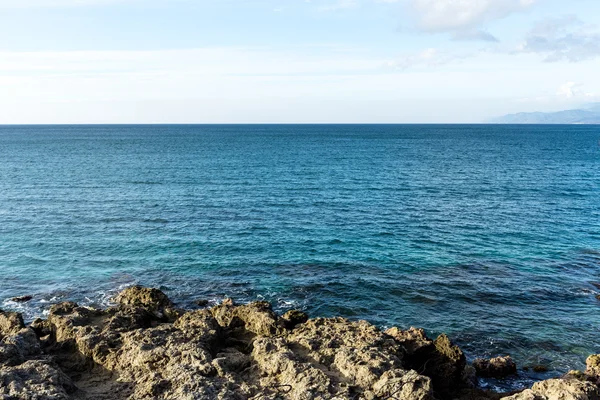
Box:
473 356 517 378
0 286 599 400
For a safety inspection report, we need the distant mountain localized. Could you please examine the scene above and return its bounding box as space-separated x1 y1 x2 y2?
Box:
491 103 600 124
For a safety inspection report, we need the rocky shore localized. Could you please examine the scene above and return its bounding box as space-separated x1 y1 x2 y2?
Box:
1 286 600 400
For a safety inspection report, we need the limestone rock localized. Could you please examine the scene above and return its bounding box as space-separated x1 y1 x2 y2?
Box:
211 299 286 337
587 355 600 378
501 378 600 400
473 356 517 378
425 333 467 392
280 310 309 330
0 286 567 400
0 360 75 399
112 286 173 310
0 310 26 336
112 285 179 321
371 369 434 400
385 327 434 357
384 327 469 395
252 336 335 399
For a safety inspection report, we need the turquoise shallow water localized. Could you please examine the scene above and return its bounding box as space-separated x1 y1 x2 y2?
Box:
1 124 599 388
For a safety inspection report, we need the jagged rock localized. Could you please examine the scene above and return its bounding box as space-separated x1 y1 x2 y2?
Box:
112 286 173 310
473 356 517 378
424 334 467 392
386 327 434 356
211 299 286 337
0 310 26 336
44 295 247 399
112 285 179 322
501 378 600 400
587 355 600 378
194 299 209 307
0 309 41 370
0 342 23 367
9 295 33 303
31 318 53 338
563 370 589 382
384 327 468 395
3 286 594 400
252 336 335 399
288 317 405 388
0 360 75 399
211 348 251 375
370 369 434 400
280 310 309 330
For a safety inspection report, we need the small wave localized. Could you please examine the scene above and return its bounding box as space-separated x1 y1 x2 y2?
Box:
130 181 163 185
142 218 169 224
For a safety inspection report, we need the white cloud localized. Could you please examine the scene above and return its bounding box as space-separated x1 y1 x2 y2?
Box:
556 82 596 99
517 81 598 105
399 0 538 41
556 81 579 98
516 15 600 62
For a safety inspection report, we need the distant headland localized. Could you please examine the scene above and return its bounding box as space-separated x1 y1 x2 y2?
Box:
491 103 600 124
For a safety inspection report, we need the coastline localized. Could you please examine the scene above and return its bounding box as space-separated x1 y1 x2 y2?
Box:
1 286 599 399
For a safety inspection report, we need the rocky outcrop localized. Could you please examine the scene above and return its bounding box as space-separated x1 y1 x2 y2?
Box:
385 327 467 393
501 378 600 400
587 355 600 379
473 356 517 378
1 287 600 400
9 296 33 303
1 309 75 399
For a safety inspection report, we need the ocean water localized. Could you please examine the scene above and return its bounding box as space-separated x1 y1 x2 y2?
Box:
1 124 599 388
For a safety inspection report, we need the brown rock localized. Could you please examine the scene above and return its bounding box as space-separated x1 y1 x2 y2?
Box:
0 310 25 336
9 295 33 303
501 378 600 400
423 333 468 394
0 360 76 399
112 286 173 309
111 285 180 322
211 299 286 337
371 369 434 400
563 370 589 382
587 355 600 378
0 286 530 400
280 309 309 330
473 356 517 378
386 326 435 356
194 299 209 307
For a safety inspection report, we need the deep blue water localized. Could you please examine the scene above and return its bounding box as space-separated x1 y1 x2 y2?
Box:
1 124 599 388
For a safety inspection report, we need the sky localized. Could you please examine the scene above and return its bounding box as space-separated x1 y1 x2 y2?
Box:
1 0 600 123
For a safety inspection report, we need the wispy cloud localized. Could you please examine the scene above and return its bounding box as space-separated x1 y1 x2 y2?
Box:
517 81 598 104
516 15 600 62
395 0 538 41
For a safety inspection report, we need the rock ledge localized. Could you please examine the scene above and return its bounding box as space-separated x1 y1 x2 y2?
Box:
1 286 599 400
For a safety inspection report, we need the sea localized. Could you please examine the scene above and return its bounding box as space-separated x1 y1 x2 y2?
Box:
1 124 599 389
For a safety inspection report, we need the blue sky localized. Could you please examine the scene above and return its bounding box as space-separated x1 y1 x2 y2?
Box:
1 0 599 123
